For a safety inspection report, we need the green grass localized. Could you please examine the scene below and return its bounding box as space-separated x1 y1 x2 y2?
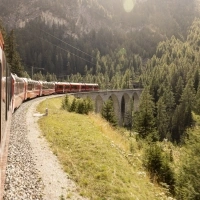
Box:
37 96 170 200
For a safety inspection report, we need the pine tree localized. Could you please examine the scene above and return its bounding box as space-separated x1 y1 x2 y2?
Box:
180 79 195 127
61 95 69 110
156 97 168 140
194 85 200 114
175 131 200 199
144 143 175 193
69 98 77 112
175 76 184 105
6 30 24 76
193 69 199 93
172 80 195 142
135 87 156 138
77 100 85 114
83 97 94 114
162 86 175 138
101 98 117 126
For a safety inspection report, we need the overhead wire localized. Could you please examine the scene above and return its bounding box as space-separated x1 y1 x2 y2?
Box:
40 36 96 66
1 17 97 67
20 25 97 66
40 29 95 60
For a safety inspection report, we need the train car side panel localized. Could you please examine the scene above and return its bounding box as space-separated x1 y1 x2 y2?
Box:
55 82 70 94
41 82 55 96
0 34 12 200
11 74 26 112
26 79 41 99
70 83 82 92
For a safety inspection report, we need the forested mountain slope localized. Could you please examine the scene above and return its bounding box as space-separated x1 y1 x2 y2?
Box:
0 0 199 78
137 19 200 142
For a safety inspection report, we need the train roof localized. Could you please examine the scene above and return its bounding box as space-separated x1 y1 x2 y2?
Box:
40 81 55 85
11 73 25 82
83 83 98 86
25 78 41 84
55 82 98 86
55 82 70 85
70 82 85 85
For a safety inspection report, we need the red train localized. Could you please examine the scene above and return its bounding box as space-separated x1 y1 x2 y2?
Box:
10 75 99 113
0 31 99 199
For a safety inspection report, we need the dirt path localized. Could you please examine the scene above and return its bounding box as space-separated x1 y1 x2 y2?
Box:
26 97 89 200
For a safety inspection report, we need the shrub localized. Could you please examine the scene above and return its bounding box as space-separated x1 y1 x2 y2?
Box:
69 98 77 112
61 95 70 110
65 96 94 115
101 99 117 127
144 143 175 193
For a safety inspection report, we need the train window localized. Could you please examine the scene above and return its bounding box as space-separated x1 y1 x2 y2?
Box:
34 83 38 90
42 84 48 89
19 82 24 93
28 83 33 90
35 84 40 90
50 84 54 89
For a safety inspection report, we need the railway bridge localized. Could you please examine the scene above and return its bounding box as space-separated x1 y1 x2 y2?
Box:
73 89 143 125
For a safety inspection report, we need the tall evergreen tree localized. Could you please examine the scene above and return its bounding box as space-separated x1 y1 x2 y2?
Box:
6 30 24 76
101 98 117 127
194 85 200 115
193 69 199 93
156 97 168 140
175 76 184 105
144 143 175 193
172 79 195 142
175 131 200 199
135 87 156 139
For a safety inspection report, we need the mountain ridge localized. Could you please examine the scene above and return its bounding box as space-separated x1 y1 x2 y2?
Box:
0 0 199 77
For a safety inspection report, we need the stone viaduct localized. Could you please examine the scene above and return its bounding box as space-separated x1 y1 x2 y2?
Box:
73 89 143 125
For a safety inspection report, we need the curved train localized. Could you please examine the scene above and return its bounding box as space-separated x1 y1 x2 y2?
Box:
11 75 99 113
0 31 98 199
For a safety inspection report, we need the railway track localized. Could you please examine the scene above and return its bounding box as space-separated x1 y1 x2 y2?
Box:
3 98 44 199
3 96 89 200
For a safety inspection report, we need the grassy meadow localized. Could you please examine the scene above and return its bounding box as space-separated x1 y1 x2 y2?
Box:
36 96 171 200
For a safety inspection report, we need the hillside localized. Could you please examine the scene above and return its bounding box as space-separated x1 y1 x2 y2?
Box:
36 96 174 200
0 0 199 78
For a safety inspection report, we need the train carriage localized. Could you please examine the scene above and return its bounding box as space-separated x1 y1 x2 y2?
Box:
11 74 26 112
0 31 12 200
23 78 42 99
70 82 83 93
55 82 70 94
81 83 99 92
40 81 55 96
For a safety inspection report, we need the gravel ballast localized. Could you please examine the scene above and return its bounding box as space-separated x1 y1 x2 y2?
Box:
4 97 88 200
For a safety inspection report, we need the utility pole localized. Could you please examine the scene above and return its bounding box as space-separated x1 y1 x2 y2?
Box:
31 66 45 79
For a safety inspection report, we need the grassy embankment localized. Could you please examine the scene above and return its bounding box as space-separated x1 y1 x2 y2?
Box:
37 96 171 200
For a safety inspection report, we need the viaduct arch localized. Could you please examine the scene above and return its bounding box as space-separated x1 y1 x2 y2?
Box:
73 89 143 125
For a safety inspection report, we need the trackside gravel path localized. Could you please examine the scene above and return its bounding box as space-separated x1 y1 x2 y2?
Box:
4 97 89 200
